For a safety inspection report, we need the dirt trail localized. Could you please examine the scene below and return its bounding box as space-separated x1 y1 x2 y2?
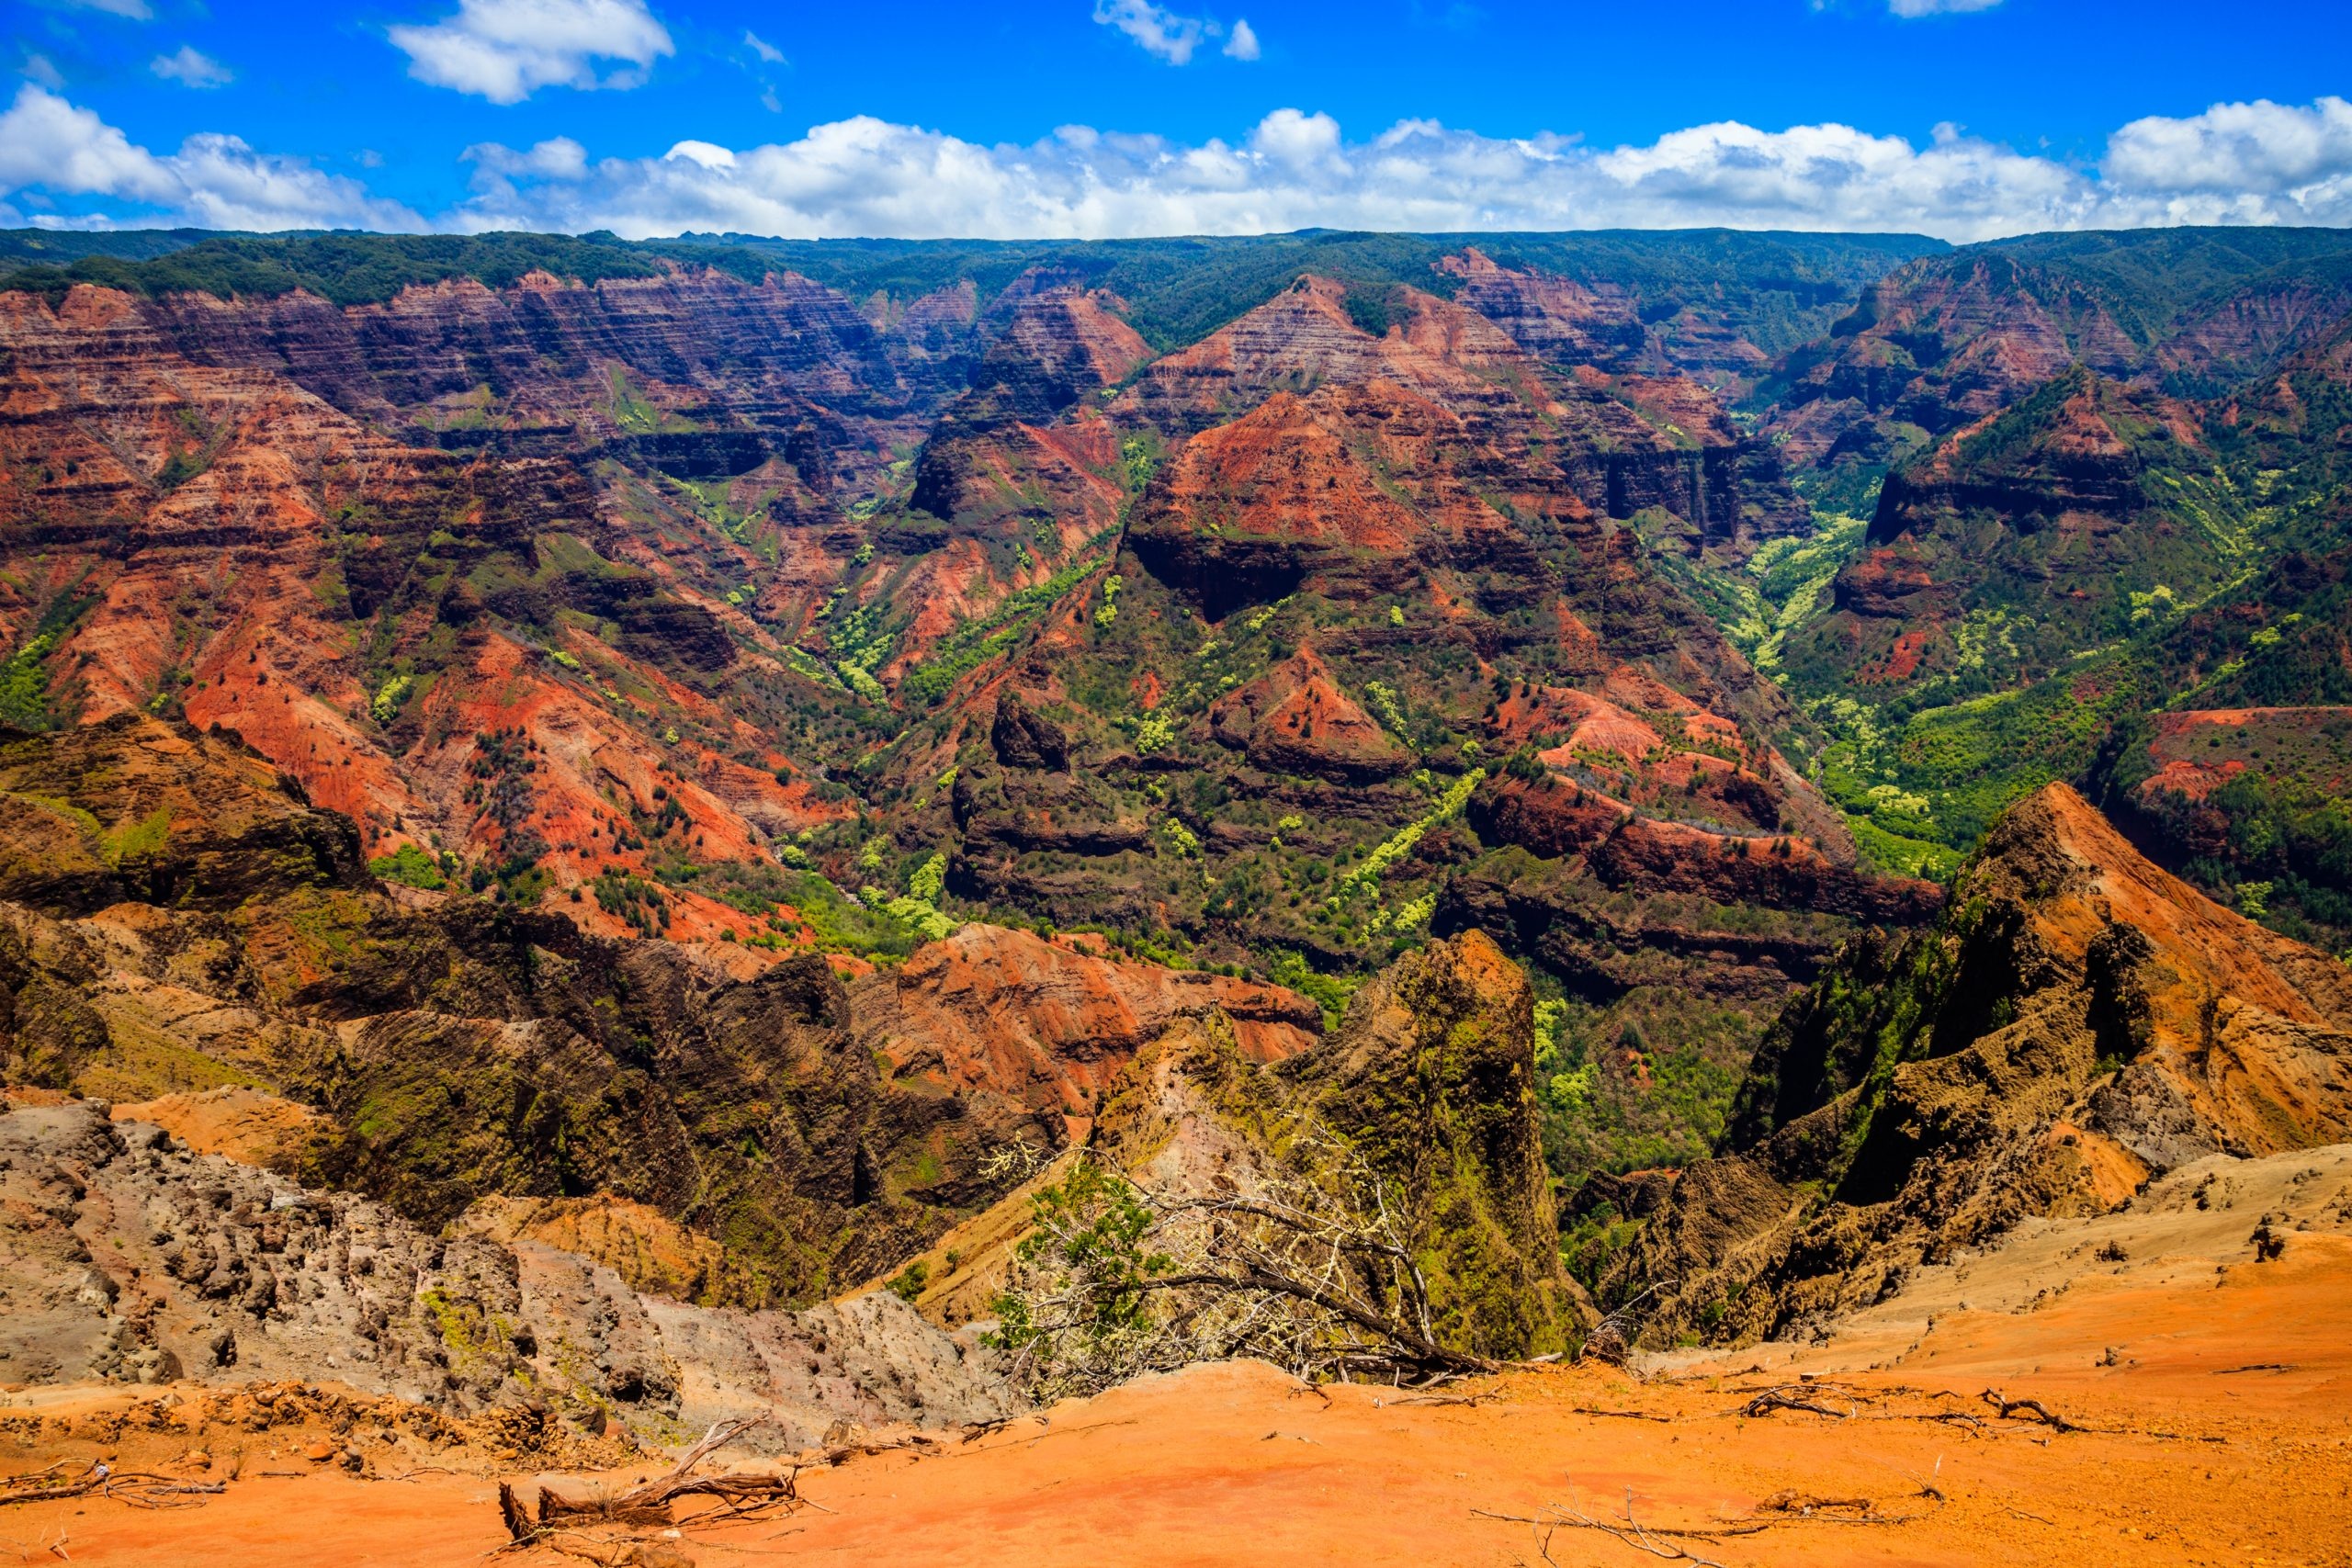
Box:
10 1224 2350 1568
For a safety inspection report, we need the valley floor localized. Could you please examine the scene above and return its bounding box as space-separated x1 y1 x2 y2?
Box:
8 1149 2350 1567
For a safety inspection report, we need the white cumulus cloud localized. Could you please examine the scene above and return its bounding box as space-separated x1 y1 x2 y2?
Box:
435 98 2352 243
1887 0 2002 15
0 84 423 231
390 0 673 104
152 46 233 89
1093 0 1205 63
11 88 2352 245
1095 0 1254 64
0 83 178 203
2103 94 2352 224
464 135 589 181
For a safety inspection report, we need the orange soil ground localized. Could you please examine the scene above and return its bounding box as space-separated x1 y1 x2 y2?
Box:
8 1233 2348 1567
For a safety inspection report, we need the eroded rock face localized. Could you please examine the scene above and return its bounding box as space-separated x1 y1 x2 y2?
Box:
0 1101 1012 1450
1281 931 1580 1358
851 922 1319 1144
990 692 1071 771
1790 368 2229 697
0 715 368 917
1470 773 1939 922
1613 783 2352 1346
0 285 858 942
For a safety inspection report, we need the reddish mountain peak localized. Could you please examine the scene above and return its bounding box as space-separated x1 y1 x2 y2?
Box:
1438 245 1504 277
1207 647 1410 782
1977 781 2352 1040
1433 251 1647 371
1390 285 1529 370
1116 273 1499 431
997 286 1150 392
1146 387 1430 553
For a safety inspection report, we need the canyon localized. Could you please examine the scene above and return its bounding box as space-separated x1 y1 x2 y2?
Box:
4 220 2352 1562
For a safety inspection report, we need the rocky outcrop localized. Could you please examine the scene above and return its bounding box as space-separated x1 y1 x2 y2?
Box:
849 923 1320 1140
1435 250 1649 370
949 762 1152 861
943 286 1148 427
451 1192 765 1307
0 714 368 916
0 1100 1011 1449
1279 931 1580 1357
0 288 842 935
990 691 1071 771
1760 231 2352 481
1789 367 2223 696
1610 784 2352 1346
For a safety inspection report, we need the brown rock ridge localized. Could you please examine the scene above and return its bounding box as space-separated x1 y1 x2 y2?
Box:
1469 772 1938 923
451 1192 762 1307
1279 930 1582 1356
1611 782 2352 1345
110 1086 330 1172
0 288 843 938
1792 367 2226 695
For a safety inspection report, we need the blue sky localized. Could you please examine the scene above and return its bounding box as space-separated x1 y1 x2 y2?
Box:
1 0 2347 238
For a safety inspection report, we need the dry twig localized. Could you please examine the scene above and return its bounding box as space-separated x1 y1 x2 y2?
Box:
1979 1389 2079 1433
0 1461 224 1512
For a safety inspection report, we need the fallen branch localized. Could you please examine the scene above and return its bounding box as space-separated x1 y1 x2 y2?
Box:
0 1462 224 1512
1476 1476 1940 1564
1755 1490 1874 1517
1476 1493 1756 1567
499 1416 800 1551
1733 1387 1850 1420
1980 1389 2079 1433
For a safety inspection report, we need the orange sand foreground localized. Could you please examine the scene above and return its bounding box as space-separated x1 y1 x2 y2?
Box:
7 1237 2351 1567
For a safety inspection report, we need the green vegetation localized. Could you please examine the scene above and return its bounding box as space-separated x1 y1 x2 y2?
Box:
886 1258 930 1303
984 1157 1170 1356
594 868 673 938
865 851 957 943
901 551 1109 705
100 807 171 865
1342 769 1483 895
0 631 65 733
1270 949 1361 1032
0 231 663 306
0 586 100 734
369 843 447 890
